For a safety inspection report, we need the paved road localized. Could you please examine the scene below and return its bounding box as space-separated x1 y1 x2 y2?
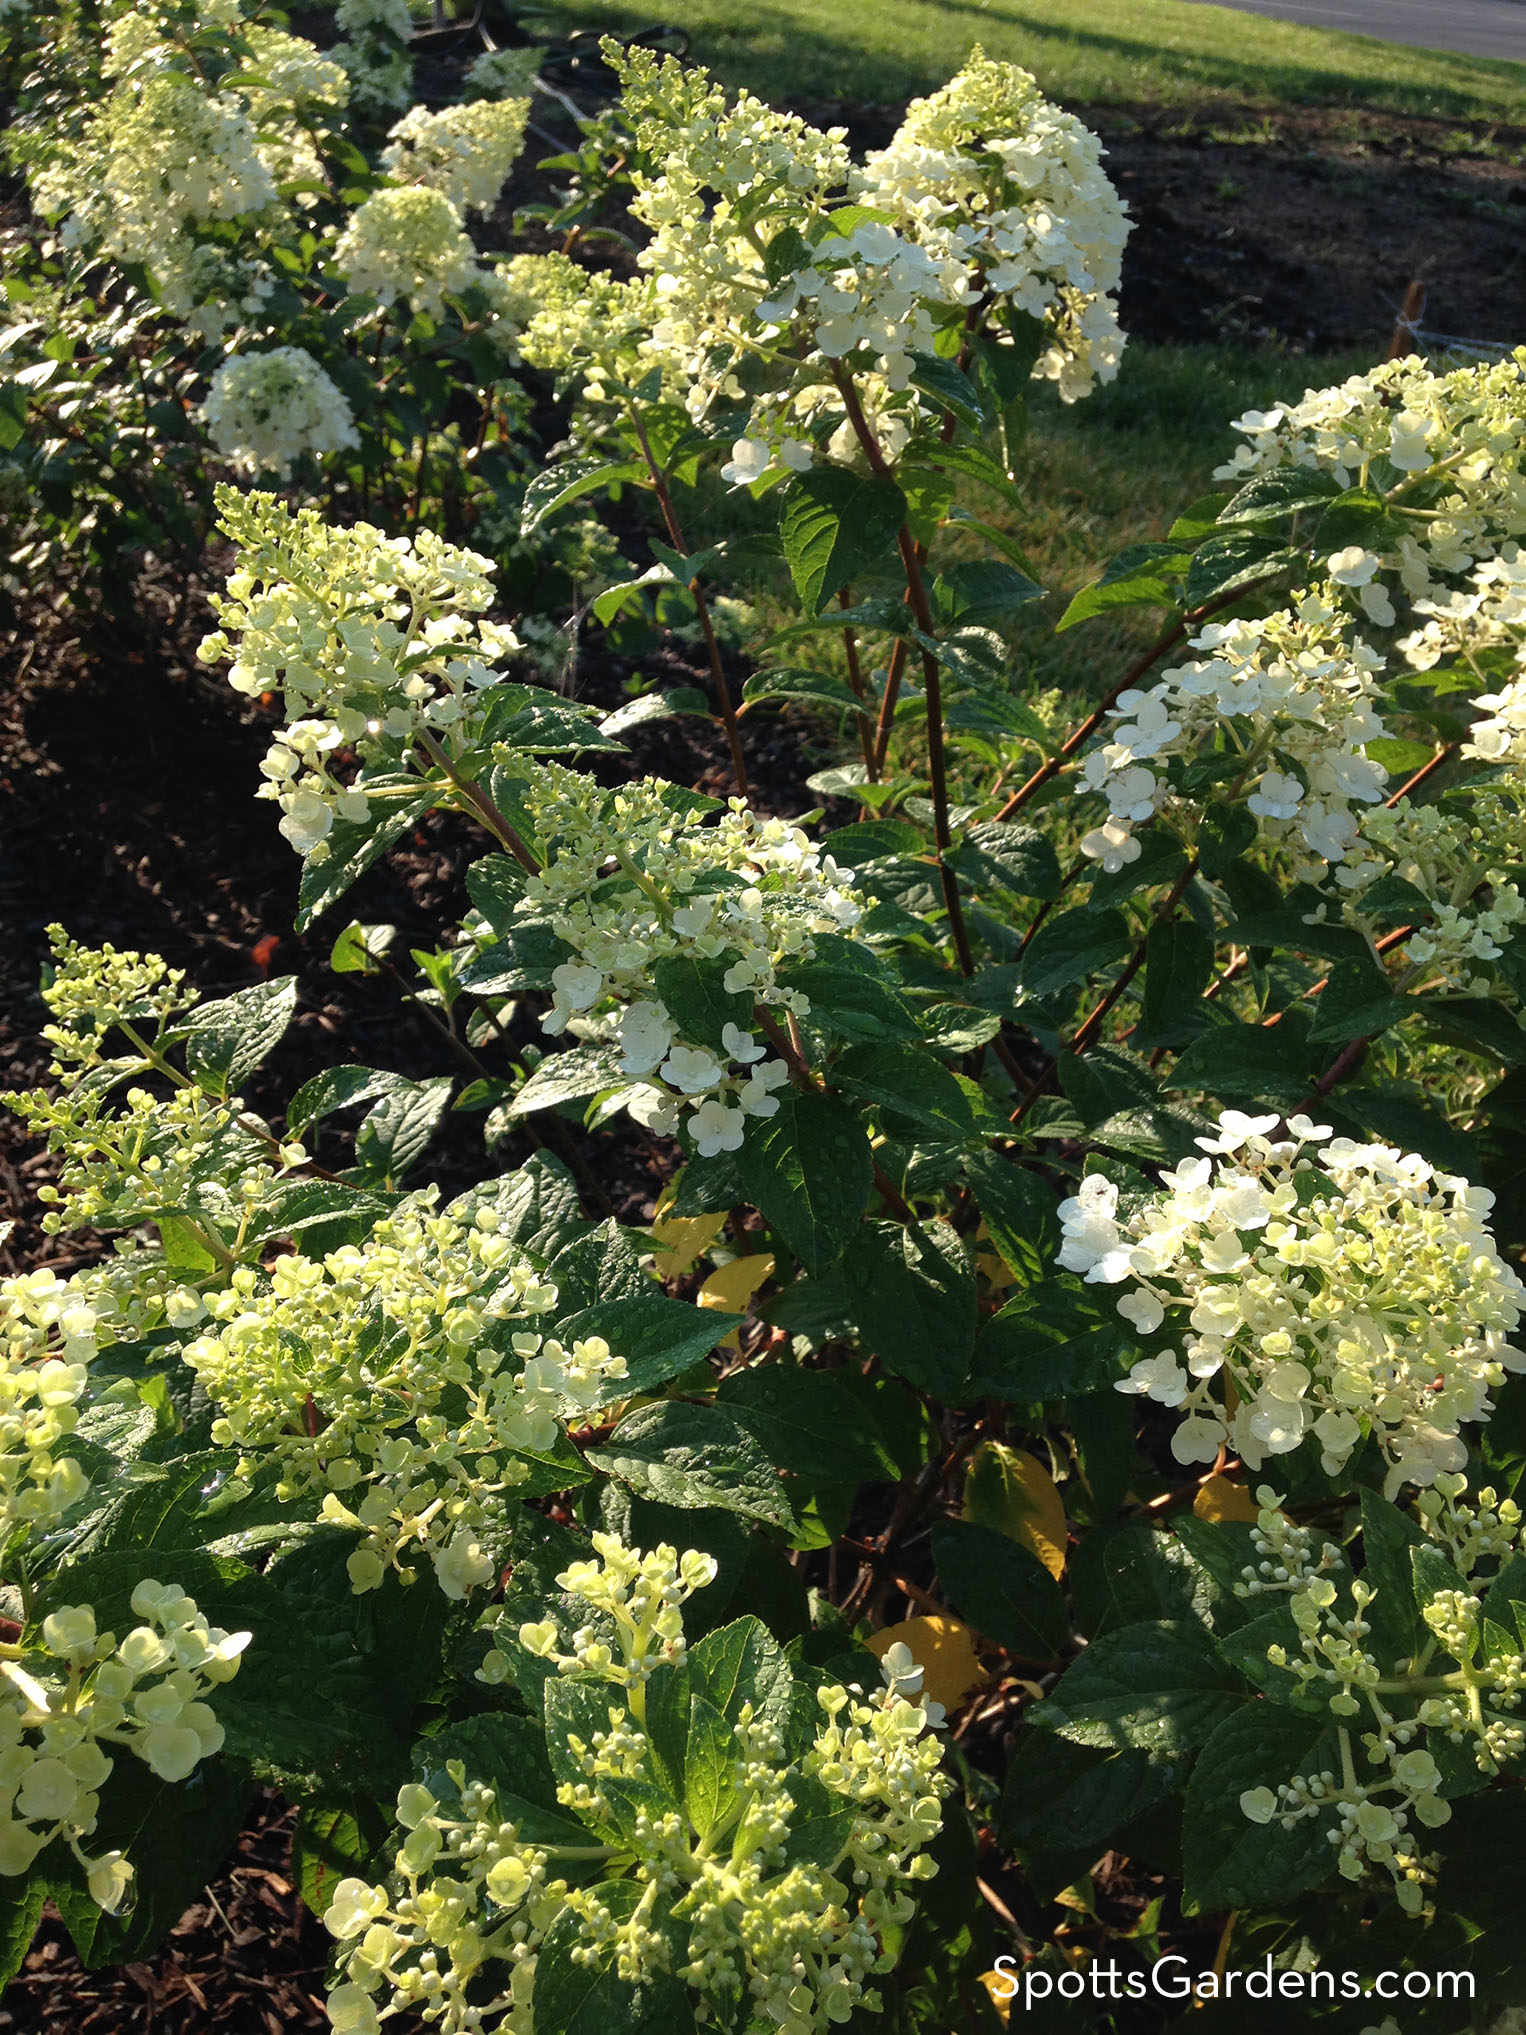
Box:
1180 0 1526 61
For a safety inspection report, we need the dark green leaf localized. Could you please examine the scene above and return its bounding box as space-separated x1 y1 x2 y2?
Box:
778 468 909 615
1057 544 1191 632
931 559 1043 625
734 1091 874 1273
1183 1704 1337 1909
1031 1620 1244 1753
520 457 648 536
588 1403 792 1527
182 978 298 1098
650 954 755 1057
932 1519 1068 1660
558 1293 736 1401
511 1046 627 1115
296 779 433 931
1019 907 1131 998
352 1076 453 1183
717 1365 901 1482
842 1218 976 1397
286 1064 408 1136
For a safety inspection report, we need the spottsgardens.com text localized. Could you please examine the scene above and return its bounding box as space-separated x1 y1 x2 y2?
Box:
991 1955 1476 2011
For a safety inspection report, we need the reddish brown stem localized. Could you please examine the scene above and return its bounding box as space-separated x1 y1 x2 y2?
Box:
838 588 879 779
993 576 1283 825
416 731 539 873
1387 741 1458 807
831 366 974 977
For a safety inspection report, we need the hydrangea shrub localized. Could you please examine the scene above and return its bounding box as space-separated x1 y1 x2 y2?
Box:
5 15 1526 2031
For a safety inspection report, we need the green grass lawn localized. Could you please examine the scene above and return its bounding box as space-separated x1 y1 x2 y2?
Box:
542 0 1526 123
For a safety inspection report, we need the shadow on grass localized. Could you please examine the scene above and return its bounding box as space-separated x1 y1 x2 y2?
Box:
547 0 1525 121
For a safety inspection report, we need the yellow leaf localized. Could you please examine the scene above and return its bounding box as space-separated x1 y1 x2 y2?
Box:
1194 1473 1260 1524
975 1251 1015 1293
867 1615 989 1714
978 1971 1014 2024
649 1211 727 1279
696 1254 775 1350
963 1441 1068 1580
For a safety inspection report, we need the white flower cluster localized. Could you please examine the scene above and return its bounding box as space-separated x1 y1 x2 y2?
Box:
856 44 1129 402
333 0 413 111
1058 1110 1526 1492
202 347 359 479
0 1273 93 1546
1240 1478 1526 1915
196 490 520 857
1216 349 1526 607
464 47 545 101
540 43 1127 483
495 250 665 399
332 185 483 319
326 1535 946 2035
1326 792 1526 993
381 98 531 216
507 764 861 1153
32 72 277 270
26 12 357 334
479 1527 717 1690
182 1195 627 1599
1074 597 1390 875
0 1585 248 1909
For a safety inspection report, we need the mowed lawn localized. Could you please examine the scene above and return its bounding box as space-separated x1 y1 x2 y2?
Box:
545 0 1526 121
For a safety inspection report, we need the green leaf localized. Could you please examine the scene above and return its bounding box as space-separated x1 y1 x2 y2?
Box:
588 1403 793 1527
456 919 572 996
0 1876 45 1986
962 1151 1060 1289
734 1091 874 1273
291 1798 391 1919
778 959 919 1043
511 1045 628 1115
908 350 989 430
1030 1620 1244 1754
352 1076 453 1183
1184 533 1299 610
328 920 395 974
1019 907 1131 998
52 1757 251 1968
416 1713 592 1850
533 1883 694 2035
970 1278 1132 1401
951 822 1061 901
1057 543 1191 632
1217 468 1340 524
1000 1733 1183 1858
520 456 648 536
295 778 433 931
479 682 626 756
1169 1017 1316 1111
1183 1704 1338 1909
557 1293 736 1401
716 1365 901 1482
286 1064 409 1136
778 468 909 615
836 1043 1000 1144
841 1218 975 1398
690 1616 799 1738
1140 919 1213 1045
545 1219 648 1309
1416 995 1526 1069
821 819 926 867
181 977 298 1099
931 558 1044 625
932 1519 1068 1660
650 953 755 1056
742 666 863 715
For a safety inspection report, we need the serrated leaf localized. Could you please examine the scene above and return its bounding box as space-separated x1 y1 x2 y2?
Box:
842 1218 976 1397
1030 1620 1243 1753
932 1518 1069 1660
734 1090 874 1273
286 1064 409 1135
352 1076 452 1183
778 468 908 615
182 977 297 1098
520 456 648 536
511 1045 627 1116
588 1403 792 1527
295 779 433 931
1183 1704 1337 1909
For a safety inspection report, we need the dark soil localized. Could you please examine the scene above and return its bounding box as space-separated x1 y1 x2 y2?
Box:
3 57 1524 2035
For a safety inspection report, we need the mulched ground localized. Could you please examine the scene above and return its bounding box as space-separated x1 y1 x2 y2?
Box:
3 47 1524 2034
